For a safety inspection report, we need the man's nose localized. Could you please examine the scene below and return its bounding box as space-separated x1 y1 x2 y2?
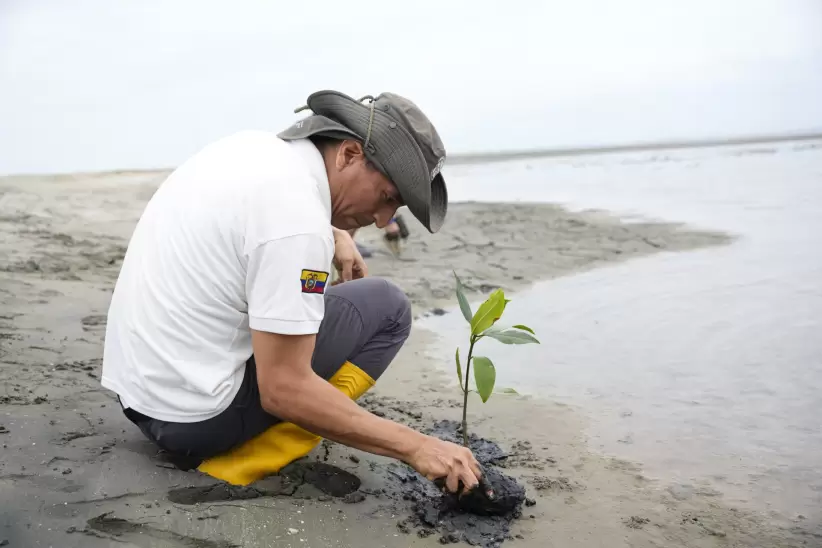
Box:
374 205 399 228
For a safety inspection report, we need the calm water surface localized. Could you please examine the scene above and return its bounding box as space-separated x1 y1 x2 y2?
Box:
421 140 822 518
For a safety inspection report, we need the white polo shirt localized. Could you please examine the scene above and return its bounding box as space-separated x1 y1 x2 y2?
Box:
101 131 335 423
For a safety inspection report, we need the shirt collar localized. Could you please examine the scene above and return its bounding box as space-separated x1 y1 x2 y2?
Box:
285 138 332 219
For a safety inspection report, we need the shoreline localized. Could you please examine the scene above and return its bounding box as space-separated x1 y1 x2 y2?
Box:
446 131 822 166
1 171 814 547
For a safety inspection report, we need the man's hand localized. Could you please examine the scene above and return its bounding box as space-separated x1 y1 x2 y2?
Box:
406 436 482 494
252 327 483 496
331 227 367 284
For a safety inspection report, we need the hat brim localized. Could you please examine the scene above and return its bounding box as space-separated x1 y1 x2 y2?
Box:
278 90 447 233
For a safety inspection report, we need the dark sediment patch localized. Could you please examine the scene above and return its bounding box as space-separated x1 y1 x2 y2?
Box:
0 394 29 405
0 391 51 405
167 483 272 505
624 515 650 529
81 314 107 329
167 461 361 505
359 393 425 424
52 358 102 373
282 461 361 497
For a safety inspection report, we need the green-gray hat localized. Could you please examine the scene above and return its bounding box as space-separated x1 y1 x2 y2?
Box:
277 90 448 233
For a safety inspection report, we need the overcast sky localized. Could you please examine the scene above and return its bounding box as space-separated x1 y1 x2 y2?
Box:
2 0 821 175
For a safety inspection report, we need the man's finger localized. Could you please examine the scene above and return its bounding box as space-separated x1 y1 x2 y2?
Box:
459 447 482 481
468 457 482 481
340 258 353 282
458 467 479 496
445 470 461 494
353 258 368 279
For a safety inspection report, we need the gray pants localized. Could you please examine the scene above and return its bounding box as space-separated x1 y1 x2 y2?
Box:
122 277 412 466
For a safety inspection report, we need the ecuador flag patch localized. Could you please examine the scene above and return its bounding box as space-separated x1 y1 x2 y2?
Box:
300 269 329 294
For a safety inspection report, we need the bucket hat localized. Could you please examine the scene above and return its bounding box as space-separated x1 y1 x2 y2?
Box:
278 90 448 233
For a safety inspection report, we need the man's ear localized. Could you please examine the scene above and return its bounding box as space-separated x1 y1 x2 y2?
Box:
336 140 365 171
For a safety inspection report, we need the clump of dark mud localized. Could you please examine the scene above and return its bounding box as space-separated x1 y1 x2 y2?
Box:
386 421 531 547
448 467 525 517
390 469 525 547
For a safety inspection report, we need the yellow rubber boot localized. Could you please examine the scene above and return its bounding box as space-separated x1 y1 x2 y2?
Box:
197 361 375 486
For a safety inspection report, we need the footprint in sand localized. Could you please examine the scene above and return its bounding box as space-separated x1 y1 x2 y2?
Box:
85 513 237 548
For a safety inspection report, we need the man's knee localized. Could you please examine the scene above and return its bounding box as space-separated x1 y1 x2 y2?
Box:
322 277 412 367
375 278 412 338
358 278 411 381
330 277 410 329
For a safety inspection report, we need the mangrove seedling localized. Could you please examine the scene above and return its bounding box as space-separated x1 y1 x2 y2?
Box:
453 271 540 446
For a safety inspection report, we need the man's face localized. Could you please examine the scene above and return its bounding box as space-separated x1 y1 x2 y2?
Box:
328 141 403 230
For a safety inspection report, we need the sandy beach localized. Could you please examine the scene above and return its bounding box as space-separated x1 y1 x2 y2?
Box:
0 168 816 548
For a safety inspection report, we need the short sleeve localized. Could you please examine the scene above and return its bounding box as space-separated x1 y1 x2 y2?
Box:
246 233 335 335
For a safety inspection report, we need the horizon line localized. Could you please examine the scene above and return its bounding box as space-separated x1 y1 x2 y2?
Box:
2 130 821 179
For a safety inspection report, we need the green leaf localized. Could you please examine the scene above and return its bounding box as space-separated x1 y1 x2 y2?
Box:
484 328 540 345
500 387 519 394
453 271 473 324
472 356 496 403
470 289 506 335
455 347 464 392
512 324 536 335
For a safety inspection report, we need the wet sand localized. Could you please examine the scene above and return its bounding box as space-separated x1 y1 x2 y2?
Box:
1 170 814 547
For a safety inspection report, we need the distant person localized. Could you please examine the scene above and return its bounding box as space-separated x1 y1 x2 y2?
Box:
349 214 410 257
100 90 483 495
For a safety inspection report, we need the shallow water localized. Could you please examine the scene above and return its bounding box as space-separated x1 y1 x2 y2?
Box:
420 140 822 518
